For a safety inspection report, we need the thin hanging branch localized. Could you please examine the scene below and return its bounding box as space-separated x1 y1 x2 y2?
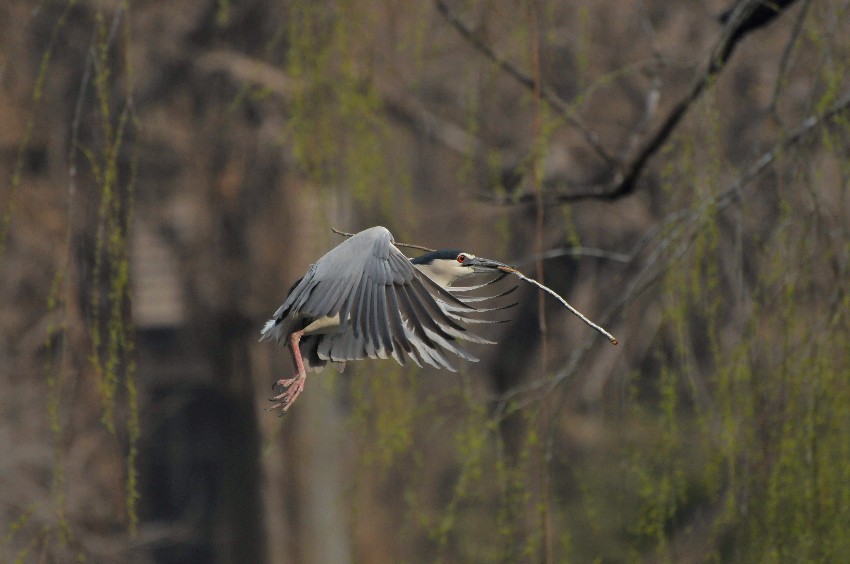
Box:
200 1 802 209
433 0 619 170
598 0 782 199
491 87 850 413
442 0 801 204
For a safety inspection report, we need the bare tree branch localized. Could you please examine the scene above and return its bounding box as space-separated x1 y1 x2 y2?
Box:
200 0 803 209
491 89 850 411
467 0 801 205
768 0 811 121
196 50 491 162
434 0 619 170
602 0 782 198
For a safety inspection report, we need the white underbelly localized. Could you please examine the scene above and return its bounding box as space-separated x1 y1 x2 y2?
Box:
303 313 342 335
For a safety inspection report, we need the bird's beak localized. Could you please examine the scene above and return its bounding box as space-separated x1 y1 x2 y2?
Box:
464 256 511 273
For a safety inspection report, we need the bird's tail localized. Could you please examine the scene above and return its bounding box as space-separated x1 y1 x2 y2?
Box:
259 318 283 343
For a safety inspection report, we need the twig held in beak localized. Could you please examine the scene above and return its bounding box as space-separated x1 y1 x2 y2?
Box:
497 266 619 345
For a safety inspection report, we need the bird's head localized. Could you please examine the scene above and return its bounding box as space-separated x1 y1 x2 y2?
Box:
411 249 509 288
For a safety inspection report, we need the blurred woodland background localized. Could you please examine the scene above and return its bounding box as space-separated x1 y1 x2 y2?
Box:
2 0 850 562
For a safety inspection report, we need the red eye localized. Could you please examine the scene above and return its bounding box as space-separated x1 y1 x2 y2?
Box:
457 254 466 263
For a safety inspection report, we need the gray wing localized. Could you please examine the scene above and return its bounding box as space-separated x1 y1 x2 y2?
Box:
261 226 491 371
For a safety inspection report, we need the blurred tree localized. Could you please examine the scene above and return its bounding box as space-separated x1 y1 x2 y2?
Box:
1 0 849 562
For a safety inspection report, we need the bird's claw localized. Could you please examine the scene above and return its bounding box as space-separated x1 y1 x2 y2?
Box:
266 374 306 415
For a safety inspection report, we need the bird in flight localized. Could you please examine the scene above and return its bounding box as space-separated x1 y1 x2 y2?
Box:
259 226 515 413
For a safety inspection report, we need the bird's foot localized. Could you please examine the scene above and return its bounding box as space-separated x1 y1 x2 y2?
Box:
267 373 306 415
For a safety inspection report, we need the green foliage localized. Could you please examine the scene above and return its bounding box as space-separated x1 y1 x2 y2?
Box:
216 0 232 27
41 270 81 561
349 364 418 467
4 0 142 554
83 1 140 535
7 0 850 561
622 75 850 560
323 3 846 560
0 0 79 256
283 0 401 213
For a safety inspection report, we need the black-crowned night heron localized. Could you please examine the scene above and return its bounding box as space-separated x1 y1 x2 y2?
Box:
260 226 515 413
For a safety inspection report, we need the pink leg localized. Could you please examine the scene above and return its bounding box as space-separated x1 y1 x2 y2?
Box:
268 330 307 414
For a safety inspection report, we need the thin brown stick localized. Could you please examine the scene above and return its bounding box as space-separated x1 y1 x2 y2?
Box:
331 227 437 253
497 266 618 345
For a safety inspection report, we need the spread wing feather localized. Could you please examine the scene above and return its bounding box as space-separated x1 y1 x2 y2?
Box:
261 226 509 372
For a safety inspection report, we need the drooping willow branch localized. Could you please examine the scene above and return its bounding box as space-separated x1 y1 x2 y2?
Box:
491 87 850 413
440 0 801 204
433 0 617 170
